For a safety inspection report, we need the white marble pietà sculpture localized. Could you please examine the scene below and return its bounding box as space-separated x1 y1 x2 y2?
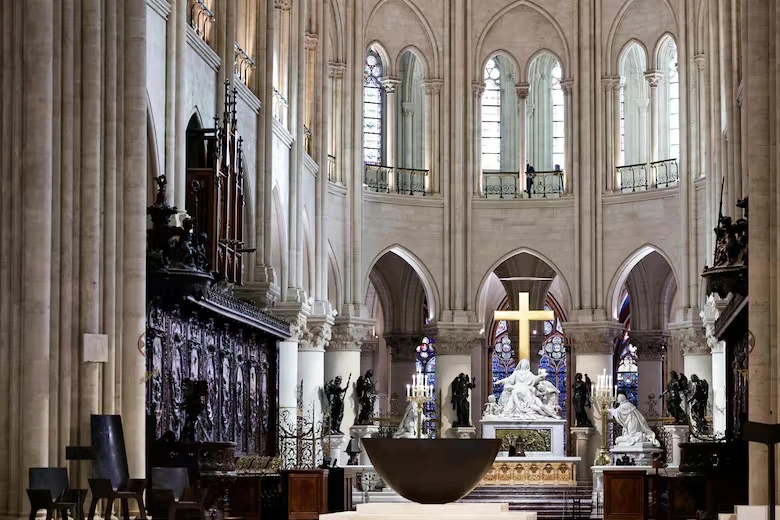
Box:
484 359 561 420
394 401 424 439
609 393 660 446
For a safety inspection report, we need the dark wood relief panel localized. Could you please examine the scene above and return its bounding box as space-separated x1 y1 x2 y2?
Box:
146 303 277 456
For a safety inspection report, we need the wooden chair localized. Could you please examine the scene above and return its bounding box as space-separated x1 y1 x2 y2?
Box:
149 467 207 520
27 467 86 520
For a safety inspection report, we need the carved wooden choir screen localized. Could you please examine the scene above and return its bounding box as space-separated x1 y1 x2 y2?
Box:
146 304 278 456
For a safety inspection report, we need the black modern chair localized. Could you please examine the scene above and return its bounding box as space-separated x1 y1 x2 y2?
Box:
85 415 147 520
27 467 86 520
149 467 207 520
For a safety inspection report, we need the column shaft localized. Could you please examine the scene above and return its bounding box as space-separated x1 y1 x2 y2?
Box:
278 340 299 468
122 0 147 479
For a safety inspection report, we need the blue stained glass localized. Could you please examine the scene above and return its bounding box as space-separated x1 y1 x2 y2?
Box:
415 338 437 438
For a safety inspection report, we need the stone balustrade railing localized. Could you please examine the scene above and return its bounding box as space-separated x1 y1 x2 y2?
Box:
363 164 428 196
189 0 215 42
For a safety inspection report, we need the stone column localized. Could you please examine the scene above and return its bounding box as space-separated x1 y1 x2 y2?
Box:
629 330 669 416
278 338 299 469
22 0 54 504
602 77 621 192
564 322 624 466
645 71 663 186
432 326 482 438
298 317 331 466
122 0 148 481
701 296 726 436
327 320 373 435
636 98 650 171
670 324 711 384
422 79 443 193
570 427 594 483
663 425 689 467
380 78 400 187
515 83 529 195
472 82 485 196
329 63 346 183
401 101 414 168
561 79 575 194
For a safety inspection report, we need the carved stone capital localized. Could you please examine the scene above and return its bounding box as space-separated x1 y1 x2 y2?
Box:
563 322 624 355
694 53 706 70
515 82 530 100
669 323 708 356
429 324 483 356
329 320 373 352
385 333 420 362
601 75 621 93
628 330 670 360
271 302 311 342
421 79 444 95
328 61 346 79
278 0 292 10
644 70 664 88
472 81 485 97
381 77 401 93
304 33 319 51
304 315 334 351
560 78 574 95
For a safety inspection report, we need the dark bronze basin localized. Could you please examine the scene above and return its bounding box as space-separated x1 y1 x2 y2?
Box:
362 438 501 504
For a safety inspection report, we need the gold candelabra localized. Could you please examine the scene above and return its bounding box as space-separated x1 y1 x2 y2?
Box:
406 372 434 439
592 369 617 466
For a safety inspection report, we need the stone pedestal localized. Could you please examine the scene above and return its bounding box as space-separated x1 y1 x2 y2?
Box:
610 442 663 465
321 503 537 519
663 424 690 467
350 424 379 466
481 418 566 457
328 433 347 466
570 427 594 482
452 426 477 439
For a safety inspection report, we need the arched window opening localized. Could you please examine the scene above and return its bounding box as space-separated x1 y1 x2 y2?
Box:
399 51 426 170
551 62 565 170
481 58 502 171
363 49 384 165
657 37 679 161
618 44 648 166
415 338 437 438
615 288 639 405
527 54 565 172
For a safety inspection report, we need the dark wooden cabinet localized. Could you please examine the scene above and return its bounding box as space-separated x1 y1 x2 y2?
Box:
282 470 328 520
604 470 646 520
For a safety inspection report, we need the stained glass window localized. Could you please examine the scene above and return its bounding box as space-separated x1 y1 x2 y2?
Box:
415 338 437 438
481 58 501 170
491 318 515 400
551 61 565 169
615 288 638 405
363 50 383 165
537 300 567 417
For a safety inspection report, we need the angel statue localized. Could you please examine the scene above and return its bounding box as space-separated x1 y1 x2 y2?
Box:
572 373 593 427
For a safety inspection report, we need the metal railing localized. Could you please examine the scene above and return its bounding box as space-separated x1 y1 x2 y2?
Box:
482 172 520 198
363 164 428 195
652 158 679 188
233 41 255 86
617 163 649 192
527 170 564 198
327 154 336 182
272 87 288 126
189 0 215 42
396 167 427 196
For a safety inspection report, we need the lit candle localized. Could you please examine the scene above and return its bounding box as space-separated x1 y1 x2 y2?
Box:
614 384 617 398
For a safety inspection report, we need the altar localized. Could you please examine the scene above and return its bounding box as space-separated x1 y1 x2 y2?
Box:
481 418 567 457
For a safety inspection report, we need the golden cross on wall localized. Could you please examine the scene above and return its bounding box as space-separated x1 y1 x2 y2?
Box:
494 292 554 361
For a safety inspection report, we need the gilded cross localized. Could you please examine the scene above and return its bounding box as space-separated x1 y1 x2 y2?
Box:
494 292 554 361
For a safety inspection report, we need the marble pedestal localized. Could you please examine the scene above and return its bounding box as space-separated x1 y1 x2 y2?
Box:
321 503 537 519
610 442 662 465
329 433 347 466
351 425 380 466
721 506 780 520
452 426 477 439
481 418 566 456
663 424 689 467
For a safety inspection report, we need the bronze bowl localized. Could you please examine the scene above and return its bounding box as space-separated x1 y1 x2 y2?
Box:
362 438 501 504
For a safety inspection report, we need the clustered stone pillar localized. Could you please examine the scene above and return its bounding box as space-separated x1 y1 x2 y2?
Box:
564 322 624 468
629 330 669 415
298 317 331 466
602 76 621 192
432 326 482 438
